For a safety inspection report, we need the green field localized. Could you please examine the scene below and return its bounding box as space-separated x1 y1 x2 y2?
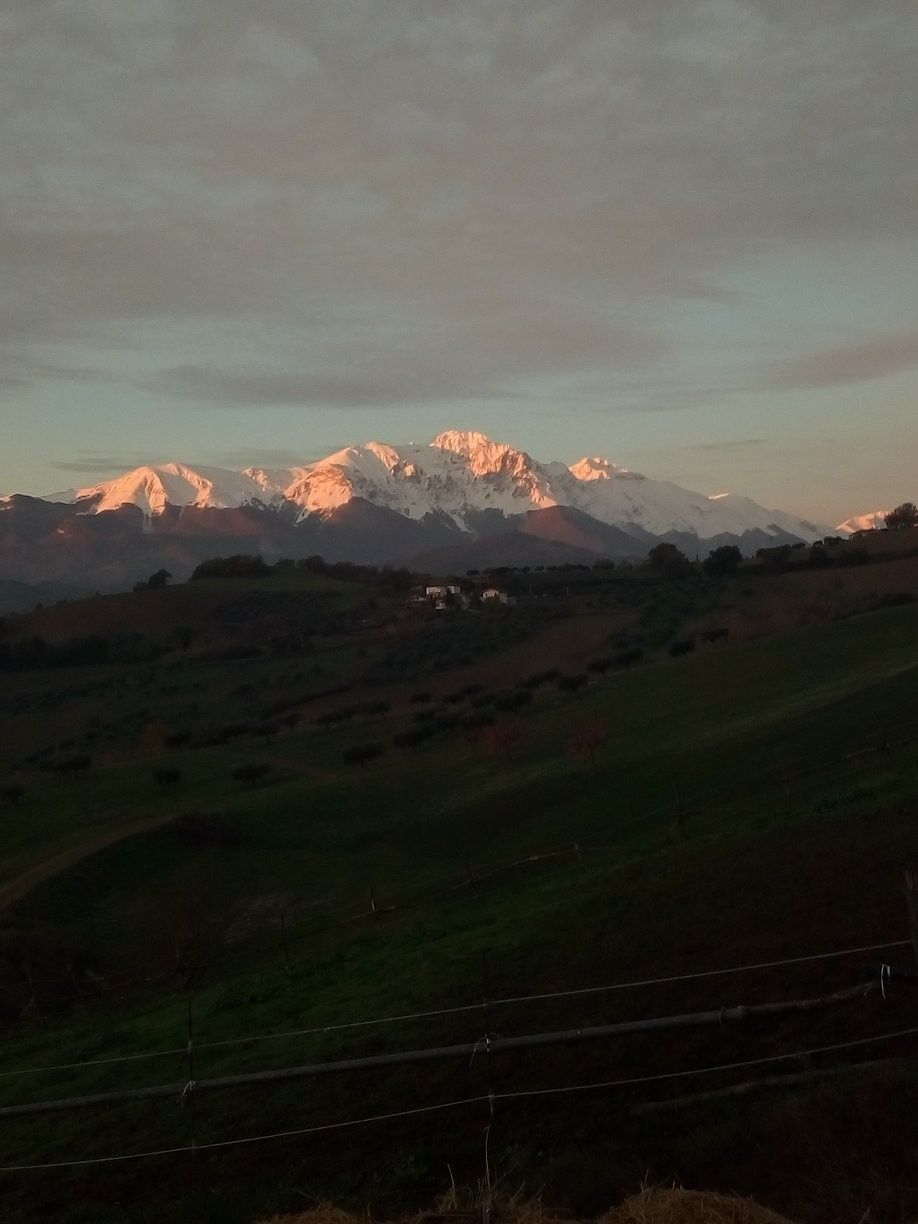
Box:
2 575 918 1223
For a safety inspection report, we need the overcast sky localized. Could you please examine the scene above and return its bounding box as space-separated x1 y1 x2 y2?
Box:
2 0 917 523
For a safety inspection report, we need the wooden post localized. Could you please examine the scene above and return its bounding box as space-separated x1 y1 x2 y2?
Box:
480 951 495 1224
68 964 86 1011
20 953 44 1026
905 865 918 972
465 854 480 897
280 911 291 973
673 779 685 834
184 994 197 1156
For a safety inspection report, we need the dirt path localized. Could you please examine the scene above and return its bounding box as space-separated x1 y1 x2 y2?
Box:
0 812 177 911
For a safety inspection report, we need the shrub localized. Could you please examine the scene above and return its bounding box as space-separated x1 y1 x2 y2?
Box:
53 754 92 776
459 710 495 737
557 673 588 694
700 627 729 644
213 722 251 744
154 767 182 787
494 689 533 712
885 502 918 530
669 639 696 657
520 668 560 689
342 742 386 767
587 656 614 675
164 729 193 748
393 726 435 750
702 545 742 576
0 781 24 805
648 542 693 576
256 722 282 741
875 592 916 608
191 554 270 580
231 762 271 785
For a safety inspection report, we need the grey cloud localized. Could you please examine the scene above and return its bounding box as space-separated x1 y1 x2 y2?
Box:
142 304 666 406
145 366 419 407
769 328 918 389
681 438 768 452
51 451 164 473
2 0 917 405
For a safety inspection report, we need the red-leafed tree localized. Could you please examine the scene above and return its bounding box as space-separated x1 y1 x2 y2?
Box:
568 722 609 768
481 723 524 760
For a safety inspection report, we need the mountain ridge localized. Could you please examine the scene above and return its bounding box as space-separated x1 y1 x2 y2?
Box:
26 430 829 543
0 432 843 595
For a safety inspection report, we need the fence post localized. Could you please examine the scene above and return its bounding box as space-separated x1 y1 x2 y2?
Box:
280 911 291 974
479 951 495 1224
672 779 685 834
184 994 197 1156
905 866 918 972
465 854 481 898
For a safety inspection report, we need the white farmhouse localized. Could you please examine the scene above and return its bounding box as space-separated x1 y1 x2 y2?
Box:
481 588 509 604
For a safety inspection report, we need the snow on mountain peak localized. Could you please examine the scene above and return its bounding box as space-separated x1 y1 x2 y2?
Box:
568 456 631 482
836 509 888 534
430 430 533 476
72 463 280 517
23 431 830 544
364 441 402 472
431 429 496 457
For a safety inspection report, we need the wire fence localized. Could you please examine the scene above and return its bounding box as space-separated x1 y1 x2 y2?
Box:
2 1023 917 1174
1 691 917 1182
0 938 909 1084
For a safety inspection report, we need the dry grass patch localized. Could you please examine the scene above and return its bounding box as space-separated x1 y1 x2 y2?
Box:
601 1186 795 1224
258 1206 368 1224
258 1188 795 1224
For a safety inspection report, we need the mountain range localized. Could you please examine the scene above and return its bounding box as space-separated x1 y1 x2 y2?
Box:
1 431 836 601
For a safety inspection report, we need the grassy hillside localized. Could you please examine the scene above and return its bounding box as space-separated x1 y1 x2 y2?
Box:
1 566 918 1222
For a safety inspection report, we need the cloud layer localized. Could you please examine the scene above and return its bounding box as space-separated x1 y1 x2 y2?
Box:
769 328 918 389
3 0 918 413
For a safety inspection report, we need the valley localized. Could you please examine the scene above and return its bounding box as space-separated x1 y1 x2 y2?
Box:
1 532 918 1221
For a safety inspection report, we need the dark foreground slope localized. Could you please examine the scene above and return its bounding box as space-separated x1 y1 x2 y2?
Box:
1 570 918 1222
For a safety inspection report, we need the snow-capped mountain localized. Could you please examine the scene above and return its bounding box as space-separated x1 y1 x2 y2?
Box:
43 430 827 543
0 432 836 593
49 462 284 517
836 510 888 534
